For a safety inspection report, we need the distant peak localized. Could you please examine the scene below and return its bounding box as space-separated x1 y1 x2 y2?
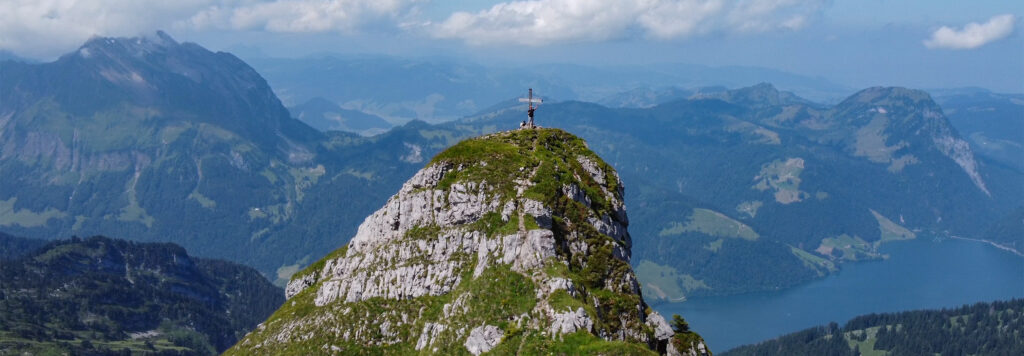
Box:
696 82 808 108
154 30 178 45
750 82 779 92
78 30 182 59
846 87 933 105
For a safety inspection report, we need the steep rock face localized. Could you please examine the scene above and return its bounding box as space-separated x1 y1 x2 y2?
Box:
229 129 709 355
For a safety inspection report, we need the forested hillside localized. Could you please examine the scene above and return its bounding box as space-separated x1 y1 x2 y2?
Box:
723 299 1024 355
0 235 284 355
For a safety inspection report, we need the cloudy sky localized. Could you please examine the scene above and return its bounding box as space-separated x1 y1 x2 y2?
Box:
1 0 1021 92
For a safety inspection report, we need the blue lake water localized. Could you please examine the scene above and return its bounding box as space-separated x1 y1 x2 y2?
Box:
652 237 1024 352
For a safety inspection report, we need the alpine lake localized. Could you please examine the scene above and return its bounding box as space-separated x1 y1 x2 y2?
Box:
652 237 1024 352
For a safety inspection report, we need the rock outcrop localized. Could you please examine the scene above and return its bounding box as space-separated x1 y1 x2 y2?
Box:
227 129 710 355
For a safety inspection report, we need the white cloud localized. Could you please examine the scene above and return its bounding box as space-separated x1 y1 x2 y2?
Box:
431 0 827 45
188 0 418 33
924 14 1016 50
0 0 213 58
0 0 827 58
0 0 418 59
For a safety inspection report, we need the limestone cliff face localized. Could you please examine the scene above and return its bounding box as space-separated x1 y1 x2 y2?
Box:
228 129 709 355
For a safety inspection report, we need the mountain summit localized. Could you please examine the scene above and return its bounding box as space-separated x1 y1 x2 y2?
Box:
228 129 708 355
0 32 339 276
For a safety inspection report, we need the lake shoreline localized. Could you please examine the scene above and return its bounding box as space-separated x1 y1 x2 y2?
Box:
948 235 1023 257
654 237 1024 352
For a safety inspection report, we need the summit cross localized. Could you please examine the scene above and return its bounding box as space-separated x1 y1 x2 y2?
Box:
518 88 543 129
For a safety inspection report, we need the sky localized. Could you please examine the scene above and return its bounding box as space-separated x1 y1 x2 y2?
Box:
1 0 1021 92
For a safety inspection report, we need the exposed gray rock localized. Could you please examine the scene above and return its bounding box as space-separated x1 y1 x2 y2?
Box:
545 277 577 298
933 134 989 195
285 273 316 299
313 230 473 305
562 183 592 207
464 325 503 355
500 200 516 222
512 229 557 272
577 155 606 185
416 322 446 350
548 307 594 335
588 214 629 246
647 312 675 341
521 198 552 228
668 343 682 356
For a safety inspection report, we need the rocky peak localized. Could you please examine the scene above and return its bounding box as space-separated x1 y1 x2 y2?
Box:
77 30 181 61
3 30 320 158
843 86 934 105
229 129 708 355
829 87 989 194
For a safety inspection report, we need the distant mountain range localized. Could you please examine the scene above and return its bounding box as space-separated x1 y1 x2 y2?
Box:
1 33 1019 302
243 54 853 123
0 234 283 355
933 88 1024 173
288 97 392 135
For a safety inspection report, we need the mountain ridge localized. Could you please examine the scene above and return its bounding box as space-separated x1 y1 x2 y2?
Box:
229 129 709 355
0 32 350 279
289 97 393 135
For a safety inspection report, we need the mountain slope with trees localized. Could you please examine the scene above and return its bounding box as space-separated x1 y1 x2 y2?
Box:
0 234 284 355
722 299 1024 356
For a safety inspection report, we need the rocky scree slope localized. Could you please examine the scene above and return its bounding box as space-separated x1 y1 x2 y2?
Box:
228 129 709 355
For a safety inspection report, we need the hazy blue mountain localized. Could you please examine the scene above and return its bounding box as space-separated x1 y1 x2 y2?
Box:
0 235 283 355
933 89 1024 172
531 63 851 104
597 87 694 108
0 32 456 284
695 82 818 109
0 50 35 64
721 299 1024 356
289 97 393 135
243 55 852 123
245 55 577 123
